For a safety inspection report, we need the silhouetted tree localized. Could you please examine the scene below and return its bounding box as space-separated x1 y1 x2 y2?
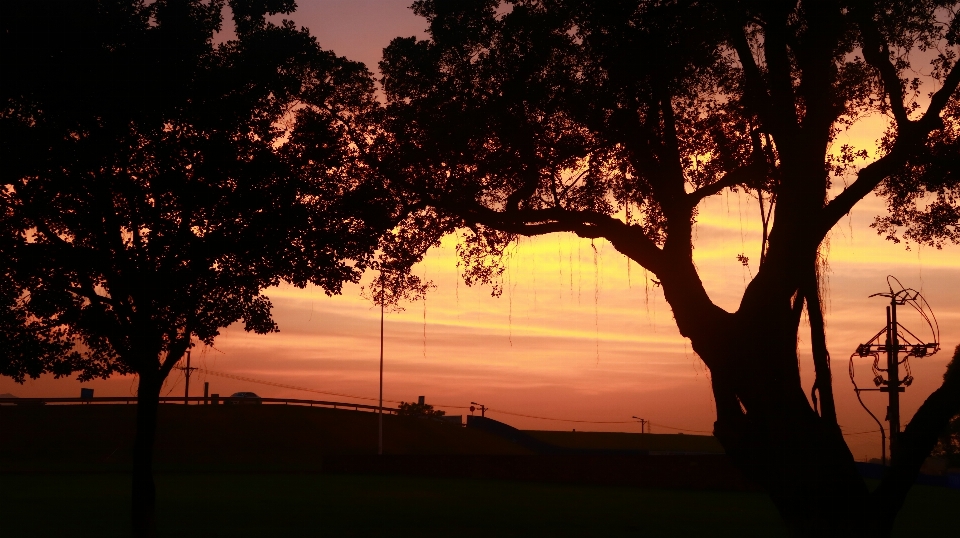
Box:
932 348 960 467
932 413 960 464
398 399 447 417
375 1 960 535
1 1 390 535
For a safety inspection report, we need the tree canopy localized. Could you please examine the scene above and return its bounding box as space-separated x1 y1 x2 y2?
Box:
375 1 960 535
1 0 389 386
1 0 393 534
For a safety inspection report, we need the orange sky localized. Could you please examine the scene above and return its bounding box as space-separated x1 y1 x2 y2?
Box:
3 1 958 460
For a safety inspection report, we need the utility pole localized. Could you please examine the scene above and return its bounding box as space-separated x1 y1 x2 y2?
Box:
471 402 486 417
851 278 939 465
883 303 902 455
378 271 385 456
178 350 197 405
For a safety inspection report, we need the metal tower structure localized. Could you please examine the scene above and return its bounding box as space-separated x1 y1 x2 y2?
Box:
849 277 939 464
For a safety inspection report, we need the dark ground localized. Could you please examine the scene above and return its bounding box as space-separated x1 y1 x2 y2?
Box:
2 473 956 537
1 404 956 536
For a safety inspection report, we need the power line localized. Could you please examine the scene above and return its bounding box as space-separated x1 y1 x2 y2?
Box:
649 422 713 434
487 408 634 424
199 369 396 404
199 368 718 430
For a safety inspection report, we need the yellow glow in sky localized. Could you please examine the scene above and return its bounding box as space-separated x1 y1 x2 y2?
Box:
4 2 958 462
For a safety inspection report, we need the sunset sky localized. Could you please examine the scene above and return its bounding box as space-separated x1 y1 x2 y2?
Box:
3 0 958 461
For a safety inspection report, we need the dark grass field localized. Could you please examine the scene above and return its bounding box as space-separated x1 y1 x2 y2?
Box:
2 405 957 536
525 430 725 453
1 473 957 537
0 472 788 537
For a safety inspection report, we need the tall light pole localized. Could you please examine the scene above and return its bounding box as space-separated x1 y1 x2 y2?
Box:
177 349 196 405
378 271 385 456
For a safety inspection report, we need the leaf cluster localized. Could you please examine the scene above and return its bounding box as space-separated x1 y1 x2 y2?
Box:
874 99 960 247
375 0 958 290
397 399 446 417
0 0 392 381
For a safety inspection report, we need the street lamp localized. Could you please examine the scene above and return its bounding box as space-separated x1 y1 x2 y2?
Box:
470 402 486 417
632 416 648 434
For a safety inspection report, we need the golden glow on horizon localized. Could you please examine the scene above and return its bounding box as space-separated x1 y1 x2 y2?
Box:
3 3 958 463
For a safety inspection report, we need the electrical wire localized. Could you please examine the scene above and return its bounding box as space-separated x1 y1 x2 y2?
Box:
200 369 404 405
486 408 634 424
648 422 715 434
199 368 712 430
849 351 887 464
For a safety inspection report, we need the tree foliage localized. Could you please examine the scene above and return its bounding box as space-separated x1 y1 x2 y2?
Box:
1 0 389 385
397 400 447 417
932 346 960 466
374 1 960 535
1 0 393 534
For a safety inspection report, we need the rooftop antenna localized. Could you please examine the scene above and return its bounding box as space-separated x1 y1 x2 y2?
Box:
849 276 939 465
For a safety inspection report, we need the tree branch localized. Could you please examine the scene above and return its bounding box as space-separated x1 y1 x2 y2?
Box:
817 59 960 238
158 337 191 380
803 261 837 424
923 58 960 126
760 4 800 135
817 150 908 239
454 203 667 274
723 12 777 132
687 163 763 206
852 2 910 126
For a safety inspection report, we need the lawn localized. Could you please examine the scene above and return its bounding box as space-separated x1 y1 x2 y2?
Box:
2 473 956 537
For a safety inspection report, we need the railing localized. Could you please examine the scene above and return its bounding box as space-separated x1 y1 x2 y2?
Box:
0 396 400 413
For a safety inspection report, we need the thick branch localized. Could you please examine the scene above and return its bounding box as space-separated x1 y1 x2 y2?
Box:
803 262 837 424
654 85 691 205
818 150 907 238
456 203 666 275
924 59 960 123
687 162 764 206
723 13 777 132
616 106 685 220
761 5 800 135
158 337 192 380
817 59 960 238
872 344 960 534
853 2 910 126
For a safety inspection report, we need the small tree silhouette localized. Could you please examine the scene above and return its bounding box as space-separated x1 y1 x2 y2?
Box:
1 1 393 535
397 400 447 418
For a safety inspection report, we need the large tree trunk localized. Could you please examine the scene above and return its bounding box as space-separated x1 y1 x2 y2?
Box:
660 258 872 536
132 370 162 538
660 256 959 536
704 310 870 537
